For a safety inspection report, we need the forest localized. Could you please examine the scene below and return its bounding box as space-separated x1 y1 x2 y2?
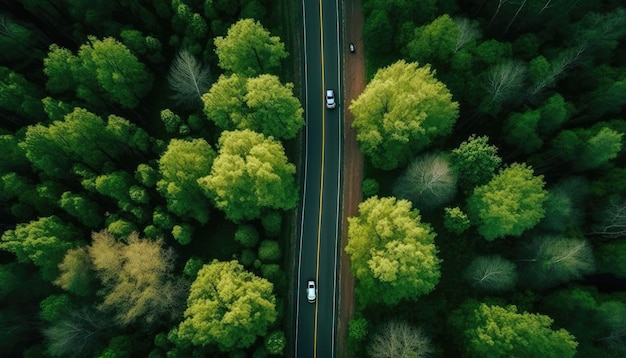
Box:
345 0 626 357
1 0 626 357
1 0 299 357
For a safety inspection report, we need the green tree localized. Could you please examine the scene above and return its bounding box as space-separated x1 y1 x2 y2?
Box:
467 163 547 241
168 50 211 108
172 224 193 245
157 138 216 224
521 236 595 289
451 135 502 190
54 247 97 297
345 196 441 307
235 225 260 248
0 67 45 121
198 130 299 222
464 255 517 292
88 231 187 326
40 294 73 323
0 216 80 281
453 302 578 357
349 60 459 169
258 240 281 263
214 18 288 76
392 153 457 211
538 177 588 232
367 320 434 358
59 192 102 228
264 331 286 356
177 260 277 351
443 206 471 234
405 14 458 65
551 125 623 171
202 74 304 139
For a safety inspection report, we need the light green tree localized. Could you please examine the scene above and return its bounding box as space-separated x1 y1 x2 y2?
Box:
202 74 304 139
453 302 578 357
349 60 459 170
54 247 97 297
345 196 441 307
198 130 299 222
406 14 458 64
467 163 547 241
214 18 288 76
157 138 216 224
177 260 277 350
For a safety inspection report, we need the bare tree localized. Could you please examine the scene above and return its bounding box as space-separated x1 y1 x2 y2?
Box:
529 46 585 100
393 154 457 211
592 198 626 238
454 18 480 52
464 255 517 291
486 61 526 104
520 236 595 288
368 320 434 358
44 307 112 357
168 50 211 108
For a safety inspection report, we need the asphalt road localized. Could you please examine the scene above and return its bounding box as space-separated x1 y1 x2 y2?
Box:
294 0 342 357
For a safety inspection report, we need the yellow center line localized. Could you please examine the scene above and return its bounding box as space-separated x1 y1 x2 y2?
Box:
314 0 325 356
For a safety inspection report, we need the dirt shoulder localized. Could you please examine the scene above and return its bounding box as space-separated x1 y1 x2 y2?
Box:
338 0 366 357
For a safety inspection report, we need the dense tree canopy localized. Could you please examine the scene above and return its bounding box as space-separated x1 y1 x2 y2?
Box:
452 302 578 357
177 260 277 351
214 18 288 76
467 163 547 240
198 130 299 222
346 196 441 306
350 60 459 170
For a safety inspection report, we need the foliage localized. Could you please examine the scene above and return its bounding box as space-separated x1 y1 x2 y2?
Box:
443 207 471 234
258 240 281 263
44 307 113 358
198 130 299 222
157 138 216 224
464 255 517 292
172 224 193 245
202 74 304 139
88 231 187 326
55 247 97 297
367 320 434 358
168 50 211 108
177 260 277 351
264 331 286 356
393 154 457 211
453 302 578 357
350 60 459 170
235 225 260 248
261 212 282 237
346 196 441 306
362 178 380 198
214 18 287 76
0 216 80 281
450 135 501 191
467 163 547 240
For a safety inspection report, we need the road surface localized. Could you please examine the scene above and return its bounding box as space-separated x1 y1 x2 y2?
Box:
294 0 342 357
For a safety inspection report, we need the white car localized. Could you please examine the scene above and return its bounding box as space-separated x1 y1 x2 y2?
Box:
306 279 316 303
325 89 336 109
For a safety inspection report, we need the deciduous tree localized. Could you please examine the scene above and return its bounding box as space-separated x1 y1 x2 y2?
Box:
168 50 211 108
367 320 434 358
451 135 502 190
392 154 457 211
177 260 277 350
350 60 459 170
464 255 517 291
214 18 287 76
346 196 441 306
452 302 578 357
157 138 216 224
198 130 299 222
88 231 187 326
54 247 96 297
467 163 547 240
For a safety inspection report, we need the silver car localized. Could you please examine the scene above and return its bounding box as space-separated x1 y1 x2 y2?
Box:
325 89 336 109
